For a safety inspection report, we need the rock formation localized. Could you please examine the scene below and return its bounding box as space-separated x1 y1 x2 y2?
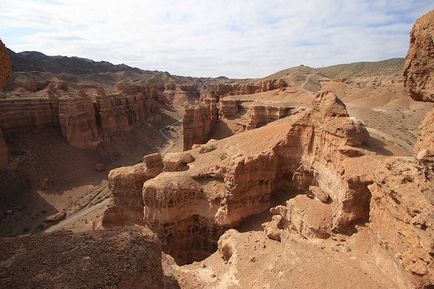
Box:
106 91 372 265
414 108 434 159
0 98 60 130
208 79 287 99
403 10 434 102
0 85 161 149
219 99 240 118
146 92 371 263
404 10 434 160
183 96 302 151
102 154 163 227
0 40 11 90
368 158 433 288
360 10 434 288
58 95 101 149
182 98 218 150
246 104 295 129
102 152 197 228
96 88 153 133
0 226 174 289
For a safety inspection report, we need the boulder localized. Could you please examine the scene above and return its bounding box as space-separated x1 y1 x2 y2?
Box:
163 152 194 172
44 211 67 223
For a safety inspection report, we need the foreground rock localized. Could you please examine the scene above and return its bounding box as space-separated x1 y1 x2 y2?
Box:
369 158 434 289
0 226 177 289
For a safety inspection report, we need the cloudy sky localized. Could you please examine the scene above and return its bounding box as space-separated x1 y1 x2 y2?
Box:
0 0 433 78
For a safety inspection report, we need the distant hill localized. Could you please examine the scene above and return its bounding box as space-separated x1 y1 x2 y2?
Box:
316 58 404 79
264 58 404 80
7 49 146 75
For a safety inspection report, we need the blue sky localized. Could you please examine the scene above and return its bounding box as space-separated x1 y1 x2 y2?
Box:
0 0 433 78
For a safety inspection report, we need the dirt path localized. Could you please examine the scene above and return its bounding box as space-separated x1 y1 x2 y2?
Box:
45 198 110 233
159 105 184 155
302 73 316 91
159 118 182 155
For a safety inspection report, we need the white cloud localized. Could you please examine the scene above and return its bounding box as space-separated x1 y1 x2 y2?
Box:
0 0 433 77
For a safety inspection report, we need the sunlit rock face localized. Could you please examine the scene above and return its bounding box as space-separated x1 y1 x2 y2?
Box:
404 10 434 159
207 78 287 99
403 10 434 103
182 98 218 151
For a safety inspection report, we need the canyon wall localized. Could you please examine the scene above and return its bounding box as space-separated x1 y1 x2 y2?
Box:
96 89 158 133
404 10 434 159
245 104 297 129
403 10 434 102
361 10 434 288
182 98 218 150
0 40 11 90
0 88 161 149
219 99 240 118
102 153 164 227
208 78 287 99
58 96 101 149
368 158 433 289
183 97 301 150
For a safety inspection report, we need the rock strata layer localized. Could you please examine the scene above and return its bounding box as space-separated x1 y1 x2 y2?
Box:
0 87 160 149
182 98 218 150
208 79 287 99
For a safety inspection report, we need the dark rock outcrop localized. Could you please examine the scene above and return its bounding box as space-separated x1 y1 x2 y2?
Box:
0 226 173 289
0 40 11 90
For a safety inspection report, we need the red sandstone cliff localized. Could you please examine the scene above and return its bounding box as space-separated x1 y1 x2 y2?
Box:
207 78 287 99
0 40 11 90
404 10 434 160
404 10 434 102
182 98 218 151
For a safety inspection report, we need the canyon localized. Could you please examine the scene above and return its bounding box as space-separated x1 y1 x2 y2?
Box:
0 9 433 289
